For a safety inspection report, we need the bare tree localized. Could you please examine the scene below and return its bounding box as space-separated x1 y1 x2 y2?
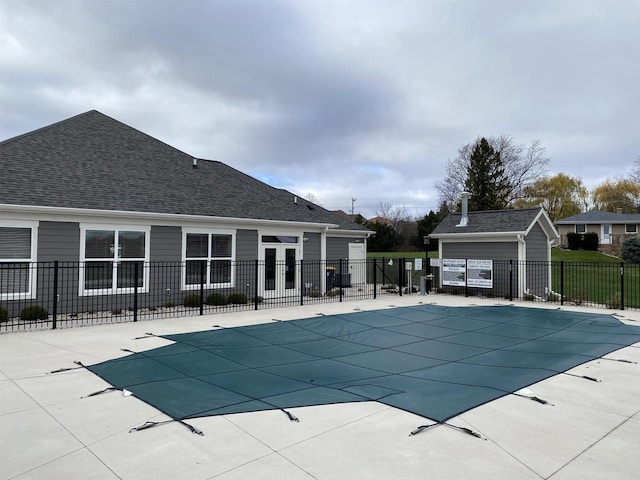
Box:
631 155 640 186
305 192 322 206
435 136 550 209
375 202 408 228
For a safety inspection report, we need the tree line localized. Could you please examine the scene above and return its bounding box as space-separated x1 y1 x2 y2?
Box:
360 136 640 252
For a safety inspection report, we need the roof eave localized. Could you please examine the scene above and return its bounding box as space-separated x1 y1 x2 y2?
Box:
430 231 526 239
0 204 340 230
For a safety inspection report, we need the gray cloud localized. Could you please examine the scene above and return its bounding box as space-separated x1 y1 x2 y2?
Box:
1 0 638 218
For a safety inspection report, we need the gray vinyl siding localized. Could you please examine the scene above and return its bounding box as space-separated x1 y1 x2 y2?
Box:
327 237 350 261
440 241 518 297
525 223 550 298
525 223 548 262
32 222 80 316
37 221 80 261
150 226 181 261
148 226 182 306
236 229 258 260
302 232 322 293
303 232 321 260
441 241 518 261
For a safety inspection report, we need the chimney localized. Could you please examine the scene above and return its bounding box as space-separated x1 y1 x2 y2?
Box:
456 192 470 227
192 158 198 169
616 207 623 214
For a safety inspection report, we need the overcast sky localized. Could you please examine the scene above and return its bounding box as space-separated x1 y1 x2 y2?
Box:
1 0 638 218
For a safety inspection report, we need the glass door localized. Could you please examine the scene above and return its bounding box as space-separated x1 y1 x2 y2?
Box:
262 244 299 298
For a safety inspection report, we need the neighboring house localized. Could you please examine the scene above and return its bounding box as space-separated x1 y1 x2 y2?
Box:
0 110 370 309
366 216 394 226
430 199 559 298
555 210 640 253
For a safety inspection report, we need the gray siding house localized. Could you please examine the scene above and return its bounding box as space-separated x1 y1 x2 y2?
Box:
430 205 559 298
555 210 640 254
0 111 370 310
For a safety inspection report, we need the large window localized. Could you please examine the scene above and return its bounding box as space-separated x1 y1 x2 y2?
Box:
183 230 234 288
0 223 37 299
80 226 149 295
625 224 638 234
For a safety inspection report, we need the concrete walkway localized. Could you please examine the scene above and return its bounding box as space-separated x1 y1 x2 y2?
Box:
2 295 639 480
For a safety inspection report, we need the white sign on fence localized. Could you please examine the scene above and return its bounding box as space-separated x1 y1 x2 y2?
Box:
466 259 493 288
442 258 466 286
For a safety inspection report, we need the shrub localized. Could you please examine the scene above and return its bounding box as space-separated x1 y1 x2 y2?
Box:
567 232 582 250
0 307 8 323
20 305 48 321
111 309 123 315
567 289 588 306
582 232 599 251
164 301 176 308
606 294 622 309
183 294 201 308
621 236 640 264
227 293 248 304
206 293 228 306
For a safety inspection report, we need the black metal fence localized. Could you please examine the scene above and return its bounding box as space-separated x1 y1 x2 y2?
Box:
0 260 378 332
435 259 639 312
1 259 638 332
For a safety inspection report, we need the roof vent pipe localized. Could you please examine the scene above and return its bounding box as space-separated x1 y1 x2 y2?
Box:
192 158 198 169
456 192 470 227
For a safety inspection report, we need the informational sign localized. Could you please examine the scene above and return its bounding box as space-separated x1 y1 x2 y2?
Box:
405 261 413 271
414 258 423 271
466 259 493 288
430 258 441 267
442 258 466 286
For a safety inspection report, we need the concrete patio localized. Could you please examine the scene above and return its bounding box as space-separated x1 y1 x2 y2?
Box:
2 295 639 480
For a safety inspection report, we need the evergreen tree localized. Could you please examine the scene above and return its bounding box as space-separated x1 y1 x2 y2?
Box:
365 221 397 252
464 138 510 210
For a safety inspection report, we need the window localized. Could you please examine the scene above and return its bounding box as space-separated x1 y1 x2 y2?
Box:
625 224 638 234
80 226 149 295
575 224 586 234
261 235 299 243
0 223 37 299
183 230 235 288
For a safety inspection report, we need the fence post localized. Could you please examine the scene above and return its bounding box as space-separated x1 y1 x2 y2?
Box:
52 261 59 330
620 262 625 311
199 260 205 316
373 258 377 299
398 258 403 296
464 259 468 298
509 260 513 302
382 257 385 288
254 260 259 311
560 261 564 306
339 258 344 302
133 262 139 322
300 259 304 306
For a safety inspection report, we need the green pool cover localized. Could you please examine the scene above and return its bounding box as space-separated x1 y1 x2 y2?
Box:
87 305 640 424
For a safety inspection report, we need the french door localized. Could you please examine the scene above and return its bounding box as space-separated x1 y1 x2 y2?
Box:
262 245 300 298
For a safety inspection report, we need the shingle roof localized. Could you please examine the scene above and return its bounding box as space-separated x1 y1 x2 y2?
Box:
431 208 544 235
0 110 368 231
555 210 640 224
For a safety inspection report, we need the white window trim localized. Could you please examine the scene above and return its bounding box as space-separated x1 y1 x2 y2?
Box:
625 224 638 234
79 224 150 296
182 228 236 290
574 224 586 234
0 220 38 300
